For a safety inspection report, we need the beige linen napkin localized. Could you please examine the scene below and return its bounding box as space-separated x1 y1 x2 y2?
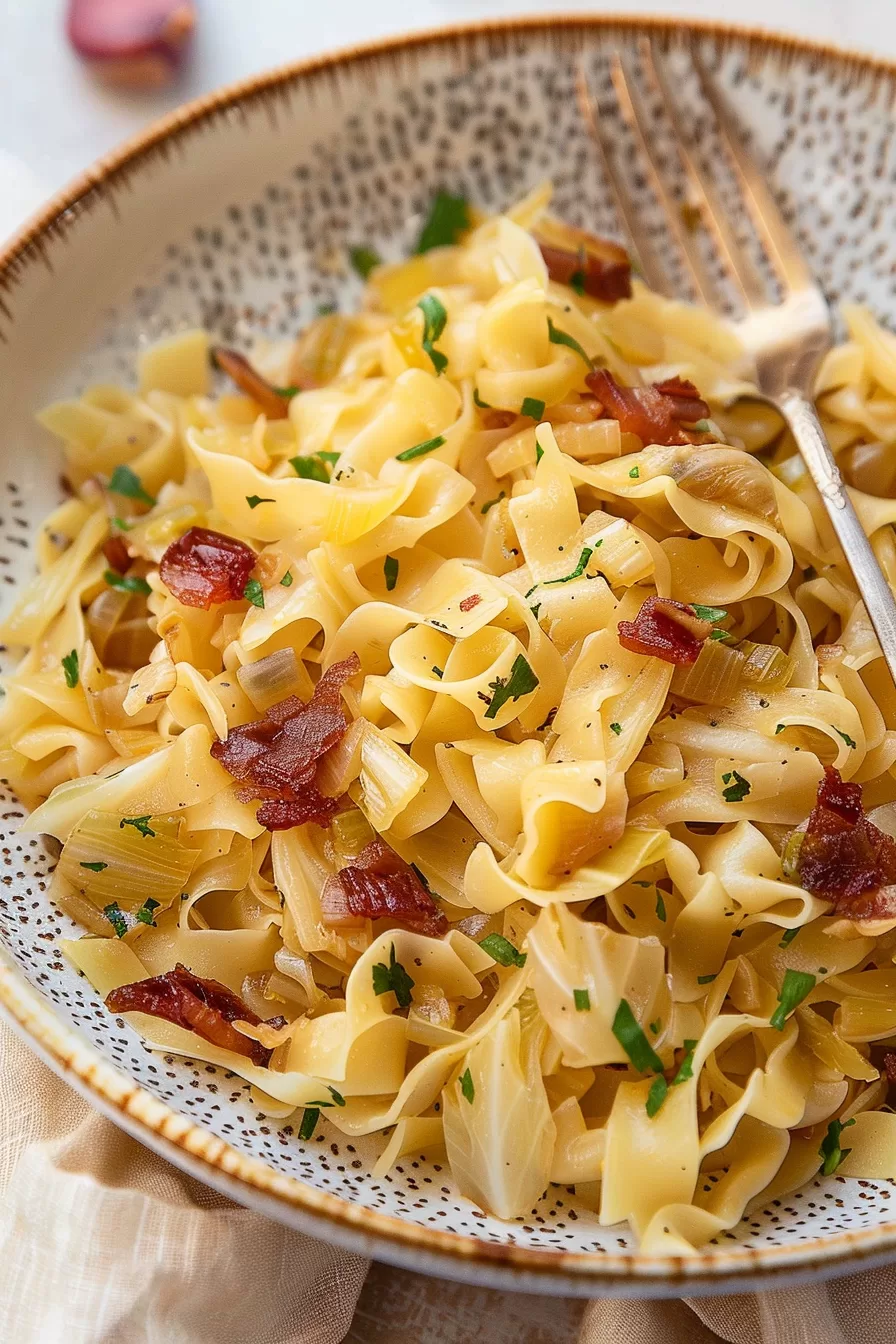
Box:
0 1007 888 1344
0 1016 368 1342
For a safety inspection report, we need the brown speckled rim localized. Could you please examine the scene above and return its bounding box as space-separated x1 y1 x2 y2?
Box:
2 14 896 1297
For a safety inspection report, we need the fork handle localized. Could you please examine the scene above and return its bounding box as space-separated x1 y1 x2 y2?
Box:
779 389 896 688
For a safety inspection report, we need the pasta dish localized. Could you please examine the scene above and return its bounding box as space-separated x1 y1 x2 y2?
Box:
5 185 896 1253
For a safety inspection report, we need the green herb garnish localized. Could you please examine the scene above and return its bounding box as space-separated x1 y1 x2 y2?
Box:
273 385 300 399
244 579 265 609
62 649 79 689
418 294 448 375
629 466 640 479
672 1039 698 1085
349 245 381 279
525 546 594 598
646 1075 668 1118
546 316 592 367
479 933 527 968
483 654 539 720
280 571 293 587
697 973 717 985
459 1067 475 1104
383 555 399 591
835 728 857 749
655 892 667 923
480 492 505 515
611 998 664 1074
520 396 546 420
108 464 156 508
80 861 108 872
573 988 591 1012
371 942 415 1008
779 928 800 949
134 896 160 927
691 604 727 623
290 454 330 482
396 434 445 462
473 387 492 409
609 722 622 736
246 495 275 509
104 570 151 596
818 1117 856 1176
104 902 129 938
721 770 751 803
110 517 132 532
120 815 155 838
299 1107 320 1141
770 968 817 1031
416 191 470 253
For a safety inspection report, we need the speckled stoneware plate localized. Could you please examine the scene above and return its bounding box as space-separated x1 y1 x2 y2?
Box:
3 15 896 1299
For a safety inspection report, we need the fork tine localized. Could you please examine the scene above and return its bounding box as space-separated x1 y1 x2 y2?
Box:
640 39 767 312
574 62 673 300
690 46 814 293
607 50 718 309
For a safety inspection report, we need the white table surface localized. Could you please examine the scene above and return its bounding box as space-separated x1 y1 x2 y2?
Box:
0 1 890 1338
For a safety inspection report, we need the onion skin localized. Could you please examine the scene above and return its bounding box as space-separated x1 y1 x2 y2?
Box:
66 0 196 88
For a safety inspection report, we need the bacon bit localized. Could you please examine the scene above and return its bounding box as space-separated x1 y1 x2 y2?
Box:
321 838 448 937
102 535 131 573
884 1052 896 1085
617 596 712 665
105 963 274 1066
211 654 360 831
159 526 257 609
459 594 482 612
796 766 896 919
538 240 632 304
585 370 711 447
211 346 291 420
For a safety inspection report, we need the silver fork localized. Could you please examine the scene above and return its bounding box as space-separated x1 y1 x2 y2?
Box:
576 39 896 689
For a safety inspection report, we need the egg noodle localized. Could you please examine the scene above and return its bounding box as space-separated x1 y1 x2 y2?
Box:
6 184 896 1252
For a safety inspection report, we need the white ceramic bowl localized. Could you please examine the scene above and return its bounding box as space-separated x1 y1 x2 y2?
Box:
3 17 896 1297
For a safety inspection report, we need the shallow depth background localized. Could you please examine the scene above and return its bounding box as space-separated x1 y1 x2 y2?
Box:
1 2 893 1341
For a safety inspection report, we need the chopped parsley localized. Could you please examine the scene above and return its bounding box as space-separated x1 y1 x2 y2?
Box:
525 546 596 598
416 191 470 253
629 465 640 479
479 933 527 968
108 464 156 508
649 1018 662 1035
280 571 294 587
535 440 544 463
692 604 727 622
480 492 505 515
104 902 129 938
80 861 108 872
134 896 160 927
459 1067 475 1104
835 728 857 749
672 1039 698 1085
710 629 730 641
721 770 751 803
655 892 667 923
290 454 330 482
349 245 381 279
609 721 622 736
770 968 817 1031
110 517 132 532
483 654 539 720
697 973 717 985
120 815 155 838
246 495 275 509
573 988 591 1012
273 384 300 399
383 555 399 591
371 942 415 1008
546 316 593 367
779 928 800 949
775 724 786 735
646 1075 668 1118
62 649 79 689
520 396 546 420
105 570 151 596
611 998 663 1073
819 1117 856 1176
473 388 492 409
418 294 448 375
396 434 445 462
431 666 443 679
243 579 265 609
306 1084 348 1108
299 1107 320 1141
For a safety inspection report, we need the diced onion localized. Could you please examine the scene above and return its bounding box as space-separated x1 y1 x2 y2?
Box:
123 657 177 716
57 808 200 913
273 947 325 1006
316 717 366 796
354 723 429 830
671 638 746 704
739 641 795 691
329 808 375 867
236 648 304 712
86 587 130 661
781 829 804 880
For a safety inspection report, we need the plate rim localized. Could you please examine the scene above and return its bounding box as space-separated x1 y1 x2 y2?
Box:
2 12 896 1293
